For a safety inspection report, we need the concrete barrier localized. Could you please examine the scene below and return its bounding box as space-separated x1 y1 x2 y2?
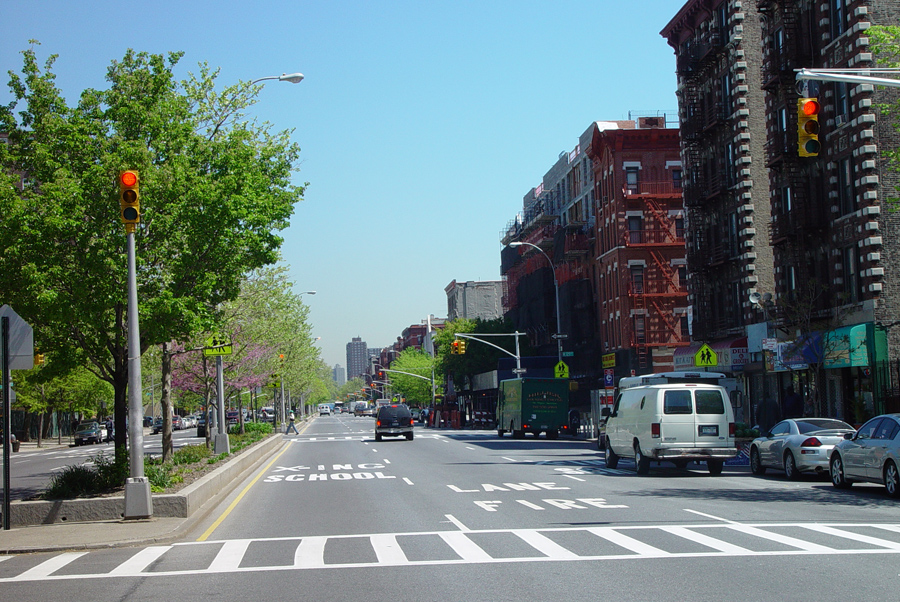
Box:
10 434 285 527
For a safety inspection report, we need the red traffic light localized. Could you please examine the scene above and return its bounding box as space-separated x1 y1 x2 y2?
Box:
801 99 820 116
120 171 138 187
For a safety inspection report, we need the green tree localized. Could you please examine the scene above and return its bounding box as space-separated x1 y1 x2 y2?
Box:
0 45 303 451
434 317 526 386
387 348 435 406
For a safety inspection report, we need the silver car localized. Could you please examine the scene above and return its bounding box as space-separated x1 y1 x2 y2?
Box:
830 413 900 498
750 418 855 480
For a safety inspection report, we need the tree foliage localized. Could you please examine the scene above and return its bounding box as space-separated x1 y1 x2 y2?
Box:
387 348 435 406
0 44 304 449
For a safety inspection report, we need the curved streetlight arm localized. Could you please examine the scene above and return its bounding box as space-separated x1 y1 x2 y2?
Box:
250 72 305 86
508 241 563 363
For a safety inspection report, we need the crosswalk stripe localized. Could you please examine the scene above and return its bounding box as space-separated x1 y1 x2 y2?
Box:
513 529 580 559
661 526 750 554
801 525 900 550
208 539 252 572
370 534 409 565
587 527 670 556
16 552 86 580
109 546 170 575
438 531 492 561
294 536 327 568
726 525 834 552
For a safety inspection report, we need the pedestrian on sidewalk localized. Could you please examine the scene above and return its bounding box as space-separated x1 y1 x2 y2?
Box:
286 411 299 434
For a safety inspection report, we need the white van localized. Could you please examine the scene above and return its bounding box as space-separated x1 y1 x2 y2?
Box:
318 403 331 416
602 383 737 475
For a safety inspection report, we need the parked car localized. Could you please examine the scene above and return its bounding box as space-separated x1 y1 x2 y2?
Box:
750 418 855 479
172 415 184 430
830 413 900 498
74 421 104 445
375 404 414 441
152 417 163 435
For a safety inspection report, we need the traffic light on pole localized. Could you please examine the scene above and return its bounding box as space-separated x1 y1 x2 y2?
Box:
458 340 467 354
119 170 140 230
451 340 460 354
797 98 820 157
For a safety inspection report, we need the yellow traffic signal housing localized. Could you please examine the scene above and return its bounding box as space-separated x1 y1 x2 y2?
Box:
34 353 45 367
458 340 467 354
119 170 140 230
797 98 820 157
450 340 460 354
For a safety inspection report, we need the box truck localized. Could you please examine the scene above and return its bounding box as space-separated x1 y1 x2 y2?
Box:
496 378 569 439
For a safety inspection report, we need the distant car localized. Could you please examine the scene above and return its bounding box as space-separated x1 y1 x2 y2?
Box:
750 418 855 479
172 415 184 430
152 417 163 435
143 416 153 428
830 413 900 498
375 404 414 441
74 421 104 445
226 410 239 425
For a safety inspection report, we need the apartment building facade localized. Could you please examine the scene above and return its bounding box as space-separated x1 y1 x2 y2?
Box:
664 0 900 423
586 117 690 380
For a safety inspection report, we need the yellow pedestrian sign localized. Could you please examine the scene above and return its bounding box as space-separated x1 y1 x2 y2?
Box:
204 334 233 356
555 361 570 379
694 344 718 367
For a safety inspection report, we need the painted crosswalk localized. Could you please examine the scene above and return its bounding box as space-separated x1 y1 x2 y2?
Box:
2 522 899 582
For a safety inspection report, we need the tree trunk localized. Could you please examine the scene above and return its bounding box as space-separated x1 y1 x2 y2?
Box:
161 341 174 463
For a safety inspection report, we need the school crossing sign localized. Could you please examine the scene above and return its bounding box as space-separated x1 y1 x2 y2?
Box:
694 343 718 367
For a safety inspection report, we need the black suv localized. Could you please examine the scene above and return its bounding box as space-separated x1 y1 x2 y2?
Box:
375 404 414 441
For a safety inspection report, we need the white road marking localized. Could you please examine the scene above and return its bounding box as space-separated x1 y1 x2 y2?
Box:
208 539 252 572
5 522 900 582
444 514 469 531
403 478 414 485
683 509 740 524
502 457 518 462
563 474 586 482
517 499 544 510
15 552 87 579
109 546 170 575
294 536 327 568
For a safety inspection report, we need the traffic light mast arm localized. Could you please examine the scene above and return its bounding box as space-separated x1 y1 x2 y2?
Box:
379 368 432 382
796 68 900 88
453 332 523 360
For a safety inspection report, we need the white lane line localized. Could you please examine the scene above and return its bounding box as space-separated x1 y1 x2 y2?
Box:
683 509 740 524
726 525 834 552
438 531 492 562
109 546 171 575
661 526 751 554
16 552 87 580
563 475 586 482
383 459 391 464
370 534 409 565
514 530 580 560
802 525 900 550
294 537 328 568
444 514 469 531
403 477 414 485
207 539 252 572
466 447 476 450
502 457 518 462
587 528 670 556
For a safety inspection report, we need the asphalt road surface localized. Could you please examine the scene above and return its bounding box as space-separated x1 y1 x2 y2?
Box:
2 414 899 602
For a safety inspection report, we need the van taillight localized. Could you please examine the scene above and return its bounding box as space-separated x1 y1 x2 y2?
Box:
729 423 735 437
376 420 382 427
409 418 414 426
652 423 660 438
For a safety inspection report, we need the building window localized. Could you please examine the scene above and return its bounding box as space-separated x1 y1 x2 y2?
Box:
634 315 646 344
675 217 685 239
680 315 690 338
672 169 683 190
678 266 687 289
625 167 640 194
772 27 784 59
842 246 859 303
631 266 644 294
838 157 856 216
834 81 850 126
727 212 739 257
628 216 643 244
720 73 732 117
730 281 742 324
725 142 735 187
830 0 847 40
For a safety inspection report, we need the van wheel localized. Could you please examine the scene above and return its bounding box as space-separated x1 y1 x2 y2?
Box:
707 460 723 475
750 447 766 475
634 443 650 475
605 438 619 468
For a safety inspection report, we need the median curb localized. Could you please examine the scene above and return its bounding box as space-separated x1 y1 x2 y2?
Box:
8 433 285 527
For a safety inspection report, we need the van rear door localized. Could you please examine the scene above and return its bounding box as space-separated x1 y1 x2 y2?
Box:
693 388 730 446
660 389 695 444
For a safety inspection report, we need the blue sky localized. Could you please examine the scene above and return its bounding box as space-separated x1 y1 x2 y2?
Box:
2 0 685 370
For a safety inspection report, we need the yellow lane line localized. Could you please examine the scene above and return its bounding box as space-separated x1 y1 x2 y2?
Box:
197 419 313 542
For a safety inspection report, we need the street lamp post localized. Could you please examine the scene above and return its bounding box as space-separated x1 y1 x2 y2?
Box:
250 73 305 86
509 241 563 363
